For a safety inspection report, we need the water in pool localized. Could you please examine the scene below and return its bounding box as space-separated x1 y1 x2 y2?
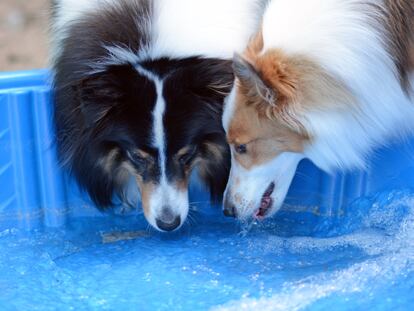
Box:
0 190 413 310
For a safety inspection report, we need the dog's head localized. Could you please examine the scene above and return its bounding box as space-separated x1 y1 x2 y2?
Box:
56 58 232 231
222 31 354 220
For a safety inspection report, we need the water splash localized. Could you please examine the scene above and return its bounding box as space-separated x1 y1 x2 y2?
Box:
214 193 414 311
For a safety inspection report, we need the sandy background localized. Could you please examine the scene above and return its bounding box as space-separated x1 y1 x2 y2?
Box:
0 0 49 71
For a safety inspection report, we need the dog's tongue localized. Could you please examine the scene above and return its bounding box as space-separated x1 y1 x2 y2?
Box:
255 183 275 219
255 183 275 220
256 196 272 219
261 197 272 208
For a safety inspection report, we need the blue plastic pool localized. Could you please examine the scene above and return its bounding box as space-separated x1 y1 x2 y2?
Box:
1 70 414 310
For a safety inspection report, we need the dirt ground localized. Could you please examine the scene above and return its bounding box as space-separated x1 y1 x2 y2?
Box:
0 0 49 71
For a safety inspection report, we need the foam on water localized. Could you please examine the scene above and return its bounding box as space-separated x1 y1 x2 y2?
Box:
216 193 414 311
0 191 413 310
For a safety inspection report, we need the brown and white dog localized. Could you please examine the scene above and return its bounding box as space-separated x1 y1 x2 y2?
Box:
222 0 414 220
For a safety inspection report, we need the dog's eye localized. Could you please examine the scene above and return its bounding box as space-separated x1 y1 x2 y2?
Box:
235 144 247 154
179 147 197 166
127 151 147 167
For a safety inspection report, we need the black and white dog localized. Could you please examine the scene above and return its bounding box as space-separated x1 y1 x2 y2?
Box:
51 0 264 231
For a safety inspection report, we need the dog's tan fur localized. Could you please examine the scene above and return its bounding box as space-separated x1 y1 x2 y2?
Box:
137 180 156 218
133 142 227 206
228 31 356 168
227 94 305 169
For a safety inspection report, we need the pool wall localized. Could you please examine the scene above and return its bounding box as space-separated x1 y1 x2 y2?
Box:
1 70 414 231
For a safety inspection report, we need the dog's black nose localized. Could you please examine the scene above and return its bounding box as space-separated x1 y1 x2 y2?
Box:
223 200 237 218
156 207 181 232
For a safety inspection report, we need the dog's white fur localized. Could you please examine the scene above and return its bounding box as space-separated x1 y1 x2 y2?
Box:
51 0 266 64
224 0 414 219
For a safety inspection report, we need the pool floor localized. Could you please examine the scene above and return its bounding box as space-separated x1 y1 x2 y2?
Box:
1 190 413 310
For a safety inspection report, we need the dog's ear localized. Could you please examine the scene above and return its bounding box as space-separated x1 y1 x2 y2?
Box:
233 53 277 107
73 141 130 208
184 59 235 101
75 65 137 127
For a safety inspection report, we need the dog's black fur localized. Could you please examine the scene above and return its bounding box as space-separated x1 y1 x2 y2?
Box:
52 0 233 216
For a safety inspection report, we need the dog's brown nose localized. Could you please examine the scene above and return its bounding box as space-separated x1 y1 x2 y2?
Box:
223 197 237 218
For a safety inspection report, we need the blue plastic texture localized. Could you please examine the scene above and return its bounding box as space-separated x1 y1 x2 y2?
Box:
0 70 100 231
1 70 414 310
